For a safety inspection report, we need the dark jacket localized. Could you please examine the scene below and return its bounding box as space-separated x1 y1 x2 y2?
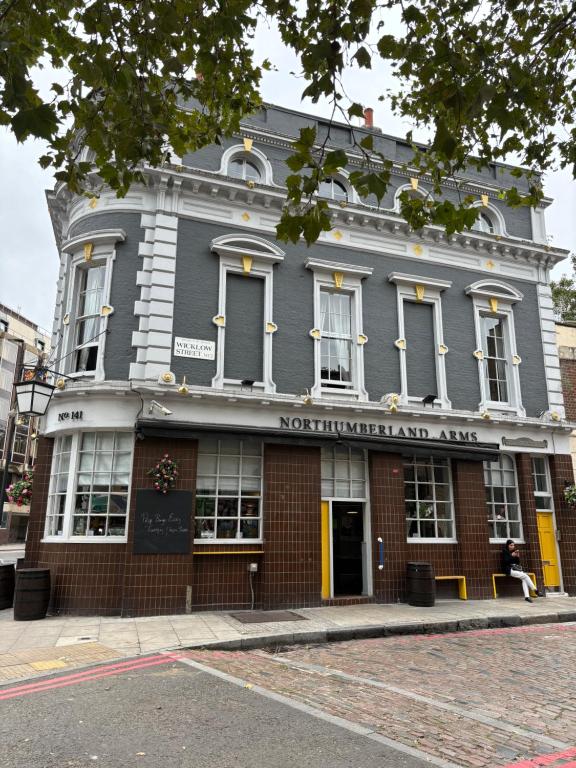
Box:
502 548 521 576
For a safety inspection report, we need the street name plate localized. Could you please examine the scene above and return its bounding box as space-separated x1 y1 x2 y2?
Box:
174 336 215 360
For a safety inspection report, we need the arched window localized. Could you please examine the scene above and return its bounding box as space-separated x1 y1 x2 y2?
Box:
472 211 495 234
318 178 348 203
228 156 262 183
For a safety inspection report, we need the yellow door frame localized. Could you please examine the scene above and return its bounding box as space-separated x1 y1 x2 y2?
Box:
321 500 331 600
537 511 561 588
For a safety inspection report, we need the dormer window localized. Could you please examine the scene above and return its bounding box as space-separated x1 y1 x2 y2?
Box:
319 178 348 203
472 212 496 235
228 156 262 183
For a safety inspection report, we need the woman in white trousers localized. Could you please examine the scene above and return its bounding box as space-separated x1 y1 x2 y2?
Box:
502 540 544 603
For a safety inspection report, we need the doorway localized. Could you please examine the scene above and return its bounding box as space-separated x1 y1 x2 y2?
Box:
537 512 561 590
332 502 364 596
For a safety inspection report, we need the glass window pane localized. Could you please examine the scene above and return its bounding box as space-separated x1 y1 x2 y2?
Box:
351 480 365 497
219 456 240 475
96 433 114 451
115 433 133 451
217 519 238 539
196 497 216 516
321 480 333 497
198 455 218 475
242 458 261 477
195 518 215 538
107 517 126 536
240 519 260 539
113 452 131 472
242 441 261 457
219 439 240 455
240 498 259 517
81 433 96 451
109 495 127 515
94 453 113 472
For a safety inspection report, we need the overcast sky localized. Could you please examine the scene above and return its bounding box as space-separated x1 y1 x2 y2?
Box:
1 19 575 332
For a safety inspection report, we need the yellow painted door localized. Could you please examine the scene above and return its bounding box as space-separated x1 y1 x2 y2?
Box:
537 512 561 588
321 501 331 599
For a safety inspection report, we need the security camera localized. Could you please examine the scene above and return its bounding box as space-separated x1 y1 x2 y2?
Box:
148 400 173 416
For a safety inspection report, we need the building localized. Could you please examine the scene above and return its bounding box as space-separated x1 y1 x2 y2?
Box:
556 322 576 476
0 304 50 544
23 103 576 615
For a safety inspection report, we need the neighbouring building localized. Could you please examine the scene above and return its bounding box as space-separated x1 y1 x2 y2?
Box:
23 103 576 616
0 304 50 544
557 321 576 476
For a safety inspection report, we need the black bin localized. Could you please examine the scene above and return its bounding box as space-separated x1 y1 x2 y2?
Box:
407 562 435 607
13 568 51 621
0 564 15 610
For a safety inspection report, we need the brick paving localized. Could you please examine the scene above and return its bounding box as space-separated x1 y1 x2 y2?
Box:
185 623 576 768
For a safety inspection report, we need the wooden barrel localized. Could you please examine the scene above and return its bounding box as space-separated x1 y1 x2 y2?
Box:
406 561 435 607
13 569 51 621
0 564 15 610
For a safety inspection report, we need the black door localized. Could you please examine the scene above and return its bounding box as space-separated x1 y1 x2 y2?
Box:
332 502 364 596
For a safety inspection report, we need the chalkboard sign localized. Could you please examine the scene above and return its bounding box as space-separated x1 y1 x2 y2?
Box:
133 490 192 554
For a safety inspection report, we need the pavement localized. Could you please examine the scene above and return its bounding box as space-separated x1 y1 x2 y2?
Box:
1 594 576 685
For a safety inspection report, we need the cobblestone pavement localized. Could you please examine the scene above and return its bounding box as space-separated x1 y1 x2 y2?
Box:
184 622 576 768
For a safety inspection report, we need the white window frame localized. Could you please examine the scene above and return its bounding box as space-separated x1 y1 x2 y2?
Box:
194 439 263 544
469 202 507 237
218 144 275 186
321 446 367 499
484 453 524 543
466 280 524 416
43 431 133 543
393 183 432 213
306 258 372 401
388 272 452 409
404 456 456 543
532 455 554 512
61 229 125 382
210 234 284 393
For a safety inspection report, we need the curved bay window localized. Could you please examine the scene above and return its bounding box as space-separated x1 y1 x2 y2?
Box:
44 432 133 540
195 438 262 542
484 453 523 541
404 457 455 541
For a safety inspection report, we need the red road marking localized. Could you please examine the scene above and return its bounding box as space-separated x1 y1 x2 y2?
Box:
501 746 576 767
0 654 178 701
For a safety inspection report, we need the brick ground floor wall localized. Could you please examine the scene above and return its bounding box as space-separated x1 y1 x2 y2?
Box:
23 436 576 615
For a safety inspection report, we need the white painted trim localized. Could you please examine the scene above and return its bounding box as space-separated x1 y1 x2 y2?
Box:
218 143 276 187
394 183 432 212
306 257 373 278
465 279 524 302
537 283 565 418
486 452 525 542
61 229 126 253
468 202 507 237
211 248 278 393
309 270 369 401
391 278 452 409
61 251 115 382
388 272 452 291
211 233 285 263
470 295 525 416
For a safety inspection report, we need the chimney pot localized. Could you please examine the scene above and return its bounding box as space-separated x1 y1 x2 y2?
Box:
363 107 374 128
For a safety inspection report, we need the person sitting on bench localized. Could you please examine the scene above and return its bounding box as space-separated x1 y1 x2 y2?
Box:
502 540 544 603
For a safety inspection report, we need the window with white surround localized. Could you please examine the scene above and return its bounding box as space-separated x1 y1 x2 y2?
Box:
45 436 73 536
44 431 133 540
388 273 452 409
472 211 495 234
210 234 284 393
228 156 262 182
61 228 125 381
195 438 262 542
320 290 354 389
73 265 106 373
218 144 274 186
484 453 523 541
466 280 524 415
0 319 8 333
321 446 366 498
405 457 455 541
319 178 348 203
532 456 553 511
306 258 372 400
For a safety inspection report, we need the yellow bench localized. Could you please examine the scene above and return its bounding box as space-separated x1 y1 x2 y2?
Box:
435 575 467 600
492 572 537 599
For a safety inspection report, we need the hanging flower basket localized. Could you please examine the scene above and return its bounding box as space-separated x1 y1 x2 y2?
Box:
6 472 33 507
564 484 576 507
147 454 179 494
